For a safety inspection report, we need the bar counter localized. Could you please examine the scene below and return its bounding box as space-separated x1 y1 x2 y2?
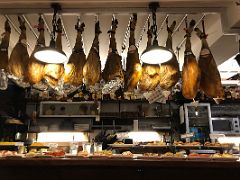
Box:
0 158 239 180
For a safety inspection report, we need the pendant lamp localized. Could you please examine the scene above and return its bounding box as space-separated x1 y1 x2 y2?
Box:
34 3 67 64
141 2 173 65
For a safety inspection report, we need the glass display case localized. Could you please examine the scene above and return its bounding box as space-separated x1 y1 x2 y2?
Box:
184 103 211 142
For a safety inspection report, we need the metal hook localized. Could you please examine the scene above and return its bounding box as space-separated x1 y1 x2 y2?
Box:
95 14 99 22
112 14 116 21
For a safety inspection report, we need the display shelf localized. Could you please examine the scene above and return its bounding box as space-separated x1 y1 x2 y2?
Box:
39 101 100 119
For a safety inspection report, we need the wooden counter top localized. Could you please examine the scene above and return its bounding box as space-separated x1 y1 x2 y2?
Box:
0 158 239 180
0 157 239 168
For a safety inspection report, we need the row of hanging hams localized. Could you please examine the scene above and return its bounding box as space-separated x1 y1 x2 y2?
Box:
0 14 224 102
181 19 224 101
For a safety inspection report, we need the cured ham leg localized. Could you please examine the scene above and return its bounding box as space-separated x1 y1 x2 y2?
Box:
26 16 45 84
138 20 160 91
182 20 201 99
124 14 142 92
195 27 224 99
0 20 11 72
83 21 101 86
8 16 29 80
159 21 180 90
43 18 64 87
64 20 86 86
102 18 124 83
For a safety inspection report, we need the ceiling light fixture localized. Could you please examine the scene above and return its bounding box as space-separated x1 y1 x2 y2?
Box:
34 3 67 64
141 2 173 64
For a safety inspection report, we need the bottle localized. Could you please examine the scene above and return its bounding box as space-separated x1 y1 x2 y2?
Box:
0 69 8 90
90 138 95 154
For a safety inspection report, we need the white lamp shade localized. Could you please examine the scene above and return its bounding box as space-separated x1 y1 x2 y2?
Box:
34 48 68 64
141 46 173 64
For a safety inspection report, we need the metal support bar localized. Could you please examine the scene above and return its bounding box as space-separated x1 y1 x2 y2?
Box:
156 14 169 37
5 15 33 51
41 14 52 35
174 14 206 54
59 14 72 51
5 15 20 34
21 14 38 39
172 14 188 36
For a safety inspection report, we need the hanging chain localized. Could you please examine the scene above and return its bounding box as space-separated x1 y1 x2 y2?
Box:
121 14 132 53
136 14 151 48
152 8 157 41
51 7 58 40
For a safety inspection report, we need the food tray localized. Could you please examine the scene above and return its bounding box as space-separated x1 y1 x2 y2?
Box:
174 145 201 149
32 155 53 158
2 155 24 159
108 144 135 148
110 155 134 159
140 145 169 148
137 156 162 160
161 157 186 161
187 157 211 161
88 155 111 159
211 157 239 161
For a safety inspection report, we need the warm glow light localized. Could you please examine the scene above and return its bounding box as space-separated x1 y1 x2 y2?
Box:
128 131 162 142
218 54 240 79
141 48 173 64
37 132 88 142
218 136 240 146
65 64 73 74
34 48 68 64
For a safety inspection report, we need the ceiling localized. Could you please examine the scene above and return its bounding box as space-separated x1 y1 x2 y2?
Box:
0 0 239 79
